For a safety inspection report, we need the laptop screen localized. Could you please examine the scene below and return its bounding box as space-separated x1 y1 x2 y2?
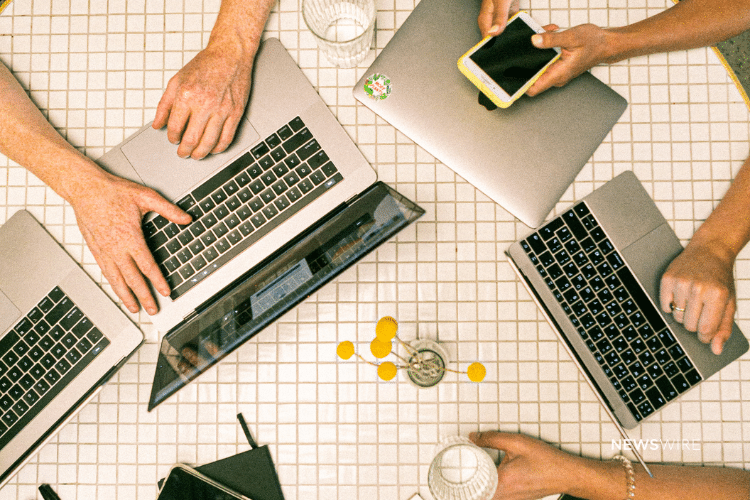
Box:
148 182 424 410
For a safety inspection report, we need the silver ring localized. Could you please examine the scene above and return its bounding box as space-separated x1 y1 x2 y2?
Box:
671 303 685 313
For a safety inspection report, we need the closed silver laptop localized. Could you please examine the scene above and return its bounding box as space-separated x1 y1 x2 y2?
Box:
353 0 628 228
0 210 143 487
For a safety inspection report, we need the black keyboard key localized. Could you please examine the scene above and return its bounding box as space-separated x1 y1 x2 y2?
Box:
251 142 270 159
621 349 636 365
655 376 678 401
654 348 670 365
299 178 314 193
630 388 646 404
211 189 228 205
637 401 654 417
47 297 74 326
297 139 321 161
289 116 305 132
44 369 60 385
277 124 293 140
248 164 264 179
282 128 313 154
270 146 286 163
87 328 103 344
647 363 663 380
65 348 81 365
671 373 690 393
668 344 685 359
676 357 694 372
685 369 702 386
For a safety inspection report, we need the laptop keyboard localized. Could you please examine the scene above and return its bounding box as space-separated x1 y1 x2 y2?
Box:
521 202 702 423
142 116 344 299
0 287 110 449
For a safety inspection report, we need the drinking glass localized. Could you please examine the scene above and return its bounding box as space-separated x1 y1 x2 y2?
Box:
302 0 376 67
428 436 499 500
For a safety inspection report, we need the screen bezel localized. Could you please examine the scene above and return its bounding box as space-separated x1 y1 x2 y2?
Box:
460 12 561 104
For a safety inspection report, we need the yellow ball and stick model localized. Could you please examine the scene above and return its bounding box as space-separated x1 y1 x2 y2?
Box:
337 317 486 384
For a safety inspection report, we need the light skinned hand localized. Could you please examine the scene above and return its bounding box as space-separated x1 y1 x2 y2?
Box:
526 23 610 96
70 171 191 315
469 431 581 500
659 241 736 355
478 0 521 37
153 45 253 160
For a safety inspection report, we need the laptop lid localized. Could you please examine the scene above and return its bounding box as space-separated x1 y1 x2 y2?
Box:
98 38 377 333
0 210 143 487
352 0 628 228
148 182 424 409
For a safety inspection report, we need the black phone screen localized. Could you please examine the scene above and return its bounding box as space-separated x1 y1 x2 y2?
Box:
469 17 559 96
158 466 242 500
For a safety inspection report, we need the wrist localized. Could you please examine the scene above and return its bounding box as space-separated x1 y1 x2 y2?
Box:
686 228 741 267
565 456 624 499
600 27 637 65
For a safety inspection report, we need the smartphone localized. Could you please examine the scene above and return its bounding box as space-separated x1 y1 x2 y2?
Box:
458 11 561 108
157 464 251 500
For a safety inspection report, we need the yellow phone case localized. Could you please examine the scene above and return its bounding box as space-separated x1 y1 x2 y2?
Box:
457 11 560 108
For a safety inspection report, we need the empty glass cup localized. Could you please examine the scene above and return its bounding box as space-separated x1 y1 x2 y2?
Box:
302 0 376 67
428 436 499 500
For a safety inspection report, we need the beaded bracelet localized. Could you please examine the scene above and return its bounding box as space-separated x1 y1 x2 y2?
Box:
613 455 636 499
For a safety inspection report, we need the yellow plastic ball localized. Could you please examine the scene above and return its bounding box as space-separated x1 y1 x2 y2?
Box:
375 316 398 342
370 338 392 359
378 362 398 381
337 341 355 360
467 362 486 382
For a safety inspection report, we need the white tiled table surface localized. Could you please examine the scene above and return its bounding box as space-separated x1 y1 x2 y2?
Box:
2 0 750 498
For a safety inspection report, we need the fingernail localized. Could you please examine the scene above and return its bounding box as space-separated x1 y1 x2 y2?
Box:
531 34 543 47
489 24 500 35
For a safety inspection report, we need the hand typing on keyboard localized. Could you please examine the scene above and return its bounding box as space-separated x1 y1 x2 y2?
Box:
152 0 276 160
660 238 737 356
70 171 191 316
659 156 750 355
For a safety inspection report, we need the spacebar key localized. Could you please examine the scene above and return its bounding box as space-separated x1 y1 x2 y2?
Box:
616 267 666 331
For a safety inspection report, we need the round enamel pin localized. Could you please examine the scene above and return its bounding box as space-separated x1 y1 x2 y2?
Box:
364 73 392 100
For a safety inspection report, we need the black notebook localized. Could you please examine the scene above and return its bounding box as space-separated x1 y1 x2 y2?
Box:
158 446 284 500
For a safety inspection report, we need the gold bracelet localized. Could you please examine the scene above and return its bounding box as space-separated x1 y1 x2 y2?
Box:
613 455 636 499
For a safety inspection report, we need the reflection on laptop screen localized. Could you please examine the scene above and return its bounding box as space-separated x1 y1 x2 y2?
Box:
148 183 424 410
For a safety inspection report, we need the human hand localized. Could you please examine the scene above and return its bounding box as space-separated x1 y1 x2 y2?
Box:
469 431 582 500
153 45 253 160
478 0 521 37
70 170 191 315
526 23 610 97
659 240 737 355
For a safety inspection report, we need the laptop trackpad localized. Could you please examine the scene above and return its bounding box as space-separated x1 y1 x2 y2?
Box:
121 117 260 201
0 289 21 334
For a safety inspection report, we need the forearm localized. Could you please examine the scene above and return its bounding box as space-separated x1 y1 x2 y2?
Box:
569 458 750 500
601 0 750 64
0 62 105 204
206 0 278 64
685 155 750 263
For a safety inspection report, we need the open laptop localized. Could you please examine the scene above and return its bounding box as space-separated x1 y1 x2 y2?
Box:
506 171 749 432
0 210 143 487
98 38 425 409
352 0 628 228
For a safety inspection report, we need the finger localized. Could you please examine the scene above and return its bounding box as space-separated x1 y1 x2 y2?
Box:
696 293 731 341
211 112 243 155
80 225 141 314
682 294 703 332
478 0 499 37
711 303 736 355
531 30 571 50
469 431 524 455
670 285 690 323
153 82 178 130
118 255 161 315
526 62 566 96
660 274 677 313
191 113 227 160
140 189 193 226
166 102 192 148
132 238 171 298
176 110 213 159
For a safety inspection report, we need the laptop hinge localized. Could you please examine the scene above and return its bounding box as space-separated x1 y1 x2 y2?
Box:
183 310 200 323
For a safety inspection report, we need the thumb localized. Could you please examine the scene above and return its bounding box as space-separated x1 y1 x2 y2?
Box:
469 431 525 454
140 189 192 225
531 30 567 49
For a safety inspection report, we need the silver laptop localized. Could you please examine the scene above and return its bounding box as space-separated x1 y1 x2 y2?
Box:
98 38 426 409
99 38 378 335
506 171 749 432
353 0 628 228
0 210 143 487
